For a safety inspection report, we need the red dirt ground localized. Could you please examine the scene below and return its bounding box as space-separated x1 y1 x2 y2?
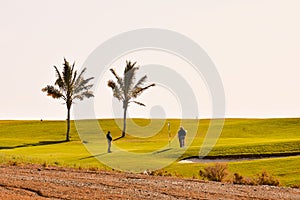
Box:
0 164 299 200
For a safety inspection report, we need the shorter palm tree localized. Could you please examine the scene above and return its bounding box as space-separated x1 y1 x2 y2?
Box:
108 61 155 138
42 58 94 141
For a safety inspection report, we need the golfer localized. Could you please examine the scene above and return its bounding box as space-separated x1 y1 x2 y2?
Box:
106 131 112 153
178 126 187 148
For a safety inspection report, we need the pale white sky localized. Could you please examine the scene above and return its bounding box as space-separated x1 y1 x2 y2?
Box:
0 0 300 119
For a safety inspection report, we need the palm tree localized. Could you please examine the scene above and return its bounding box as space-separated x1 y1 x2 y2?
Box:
108 61 155 138
42 58 94 141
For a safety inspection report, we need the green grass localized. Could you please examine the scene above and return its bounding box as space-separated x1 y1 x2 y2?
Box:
0 118 300 186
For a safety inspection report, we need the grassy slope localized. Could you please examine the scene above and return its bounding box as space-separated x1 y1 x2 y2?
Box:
0 118 299 186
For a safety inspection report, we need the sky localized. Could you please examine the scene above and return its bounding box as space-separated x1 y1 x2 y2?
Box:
0 0 300 120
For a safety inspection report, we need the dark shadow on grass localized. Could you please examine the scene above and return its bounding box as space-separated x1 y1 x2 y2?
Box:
152 148 172 154
79 153 107 160
182 152 300 162
0 140 67 150
113 136 124 141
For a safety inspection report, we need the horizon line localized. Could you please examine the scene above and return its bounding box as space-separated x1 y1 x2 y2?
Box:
1 116 300 121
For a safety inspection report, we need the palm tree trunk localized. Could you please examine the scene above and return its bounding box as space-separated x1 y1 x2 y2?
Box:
66 106 70 141
122 105 127 138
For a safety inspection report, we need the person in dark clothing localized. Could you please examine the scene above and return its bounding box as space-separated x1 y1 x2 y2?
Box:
178 126 187 148
106 131 112 153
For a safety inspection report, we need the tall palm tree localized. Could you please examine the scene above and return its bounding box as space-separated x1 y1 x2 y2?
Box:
42 58 94 141
108 61 155 138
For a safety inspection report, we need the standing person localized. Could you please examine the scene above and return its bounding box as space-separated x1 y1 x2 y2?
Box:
106 131 112 153
178 126 187 148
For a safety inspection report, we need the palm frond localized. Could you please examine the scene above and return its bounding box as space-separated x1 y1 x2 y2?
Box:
124 60 137 74
131 75 147 97
76 67 87 82
71 61 75 76
73 68 94 95
131 87 142 98
42 85 65 100
74 85 93 96
108 80 124 101
71 65 94 101
109 68 124 90
109 68 125 95
71 70 77 88
62 58 75 90
76 87 92 96
108 80 116 89
134 75 147 88
124 61 138 94
54 66 65 89
110 68 121 81
81 91 94 98
73 91 94 101
132 101 146 106
83 83 94 91
62 59 69 83
80 76 94 86
74 77 94 93
132 83 155 97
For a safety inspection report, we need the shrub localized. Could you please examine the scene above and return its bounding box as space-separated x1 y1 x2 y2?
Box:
174 172 183 178
198 164 280 186
42 161 48 168
291 184 300 189
232 170 279 186
199 163 228 182
256 170 280 186
8 160 19 166
88 166 99 171
233 173 244 184
242 177 257 186
232 173 256 185
149 170 172 177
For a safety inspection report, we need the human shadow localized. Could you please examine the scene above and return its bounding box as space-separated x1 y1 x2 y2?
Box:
113 136 124 141
0 140 67 150
79 153 107 160
152 148 172 154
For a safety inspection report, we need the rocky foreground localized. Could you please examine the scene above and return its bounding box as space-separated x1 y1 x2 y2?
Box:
0 164 299 200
